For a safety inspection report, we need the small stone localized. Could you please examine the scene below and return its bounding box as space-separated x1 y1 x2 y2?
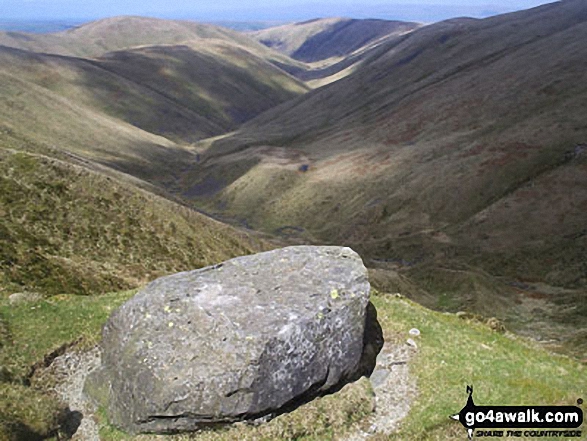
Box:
406 338 418 348
408 328 420 337
486 317 506 333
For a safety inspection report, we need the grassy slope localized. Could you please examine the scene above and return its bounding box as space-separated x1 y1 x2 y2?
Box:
0 42 307 145
252 17 419 62
179 1 587 350
0 148 267 297
0 145 269 438
251 18 420 86
95 42 308 136
375 292 587 441
0 65 196 188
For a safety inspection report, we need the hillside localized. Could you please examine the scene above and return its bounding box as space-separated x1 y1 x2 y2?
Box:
180 0 587 353
251 17 420 86
252 17 419 62
0 41 306 145
0 63 193 186
0 147 269 297
95 42 307 135
0 16 264 58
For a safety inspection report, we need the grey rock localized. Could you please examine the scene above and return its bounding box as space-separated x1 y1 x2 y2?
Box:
86 246 373 434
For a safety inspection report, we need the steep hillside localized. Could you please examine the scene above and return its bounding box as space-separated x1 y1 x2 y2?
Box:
252 17 419 62
251 17 420 86
0 147 267 297
96 42 307 134
0 42 306 145
181 0 587 350
0 63 199 188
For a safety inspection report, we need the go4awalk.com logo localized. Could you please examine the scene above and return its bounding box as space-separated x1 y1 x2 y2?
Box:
450 386 584 440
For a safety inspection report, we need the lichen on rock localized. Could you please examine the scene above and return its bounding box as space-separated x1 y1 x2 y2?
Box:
85 246 379 434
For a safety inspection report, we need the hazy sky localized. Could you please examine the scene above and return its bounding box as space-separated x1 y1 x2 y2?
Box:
0 0 558 23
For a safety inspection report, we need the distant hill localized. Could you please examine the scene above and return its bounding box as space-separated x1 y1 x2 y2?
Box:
182 0 587 352
0 16 419 89
0 16 301 82
250 18 420 87
0 32 306 149
208 21 288 32
252 17 419 62
0 16 252 58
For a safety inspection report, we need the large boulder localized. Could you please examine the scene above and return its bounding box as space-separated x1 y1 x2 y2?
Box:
86 246 373 433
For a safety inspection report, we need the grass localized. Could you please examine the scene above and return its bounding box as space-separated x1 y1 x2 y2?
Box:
0 382 65 440
0 149 266 297
0 290 136 439
370 291 586 440
0 290 136 380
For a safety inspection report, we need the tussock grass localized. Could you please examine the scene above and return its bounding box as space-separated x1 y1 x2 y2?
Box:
0 149 265 296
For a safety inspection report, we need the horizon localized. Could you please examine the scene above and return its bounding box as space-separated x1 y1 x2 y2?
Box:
0 1 559 25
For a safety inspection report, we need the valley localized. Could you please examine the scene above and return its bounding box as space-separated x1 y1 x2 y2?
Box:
0 2 586 439
178 0 587 356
